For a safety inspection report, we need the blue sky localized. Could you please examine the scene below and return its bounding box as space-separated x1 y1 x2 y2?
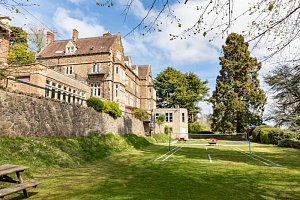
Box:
1 0 277 116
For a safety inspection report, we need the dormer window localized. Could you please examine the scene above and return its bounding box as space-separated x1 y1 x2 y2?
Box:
66 43 76 54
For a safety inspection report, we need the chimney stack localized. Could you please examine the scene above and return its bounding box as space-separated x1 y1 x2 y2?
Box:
46 31 54 45
72 29 78 42
103 32 112 37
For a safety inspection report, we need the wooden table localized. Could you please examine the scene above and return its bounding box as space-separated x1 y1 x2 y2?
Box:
0 164 39 198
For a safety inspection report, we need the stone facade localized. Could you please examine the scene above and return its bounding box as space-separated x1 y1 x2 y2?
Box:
0 16 11 67
35 30 156 113
4 63 89 106
153 108 189 139
0 91 145 136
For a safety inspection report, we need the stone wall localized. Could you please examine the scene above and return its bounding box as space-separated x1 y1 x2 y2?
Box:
0 91 145 136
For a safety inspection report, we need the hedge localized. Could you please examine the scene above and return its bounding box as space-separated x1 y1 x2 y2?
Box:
133 108 149 121
252 126 296 145
86 97 104 112
87 98 122 118
188 122 210 133
103 100 122 118
278 139 300 149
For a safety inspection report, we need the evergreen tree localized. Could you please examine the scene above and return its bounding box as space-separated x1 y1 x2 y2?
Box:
155 67 209 121
210 33 266 133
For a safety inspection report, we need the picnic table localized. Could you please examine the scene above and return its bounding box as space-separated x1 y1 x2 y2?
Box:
0 164 40 198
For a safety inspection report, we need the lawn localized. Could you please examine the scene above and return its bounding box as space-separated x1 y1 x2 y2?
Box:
3 140 300 200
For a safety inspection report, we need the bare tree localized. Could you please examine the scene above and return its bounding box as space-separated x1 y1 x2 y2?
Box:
99 0 300 64
0 0 34 12
28 26 45 53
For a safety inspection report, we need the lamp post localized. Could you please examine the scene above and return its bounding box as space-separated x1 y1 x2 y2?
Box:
169 130 171 151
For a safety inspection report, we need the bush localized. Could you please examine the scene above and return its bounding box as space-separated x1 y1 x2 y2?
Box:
251 125 272 142
86 97 104 112
188 122 210 133
133 108 149 121
278 139 300 149
253 126 296 145
164 126 171 134
103 101 122 118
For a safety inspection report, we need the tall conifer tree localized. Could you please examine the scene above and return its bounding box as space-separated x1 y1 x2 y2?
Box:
210 33 266 133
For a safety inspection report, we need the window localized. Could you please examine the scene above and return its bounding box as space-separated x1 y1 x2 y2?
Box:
63 92 66 101
90 83 101 97
92 63 100 73
45 86 50 97
66 66 73 74
57 90 61 100
115 84 118 97
116 66 119 74
155 113 160 120
165 112 173 122
182 113 185 123
16 76 30 83
51 88 56 99
68 94 71 103
67 46 76 53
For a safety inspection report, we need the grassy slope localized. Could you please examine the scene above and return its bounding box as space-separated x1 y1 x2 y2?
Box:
1 138 300 200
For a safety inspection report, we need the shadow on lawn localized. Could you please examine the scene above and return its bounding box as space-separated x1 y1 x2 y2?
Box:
7 144 300 200
172 144 300 169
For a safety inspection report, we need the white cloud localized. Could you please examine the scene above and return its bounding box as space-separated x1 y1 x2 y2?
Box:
53 7 106 38
67 0 86 4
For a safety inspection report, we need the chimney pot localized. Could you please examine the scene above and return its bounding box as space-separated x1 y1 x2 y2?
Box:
72 29 79 41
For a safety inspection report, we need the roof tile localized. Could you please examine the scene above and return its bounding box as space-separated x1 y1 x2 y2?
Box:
39 36 116 58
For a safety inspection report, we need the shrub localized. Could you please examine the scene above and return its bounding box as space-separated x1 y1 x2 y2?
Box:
254 126 296 145
278 139 300 149
164 126 171 134
133 108 149 121
188 122 210 133
103 100 122 118
86 97 104 112
251 125 272 142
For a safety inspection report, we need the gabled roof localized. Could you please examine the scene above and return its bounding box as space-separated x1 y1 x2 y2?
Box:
135 65 150 79
39 35 117 58
0 21 10 32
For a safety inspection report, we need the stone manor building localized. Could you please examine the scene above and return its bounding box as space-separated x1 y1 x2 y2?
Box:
0 19 188 137
2 27 156 113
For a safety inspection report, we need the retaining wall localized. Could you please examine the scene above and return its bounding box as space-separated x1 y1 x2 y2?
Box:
0 91 145 136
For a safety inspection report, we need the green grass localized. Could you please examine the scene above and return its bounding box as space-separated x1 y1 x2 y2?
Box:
1 138 300 200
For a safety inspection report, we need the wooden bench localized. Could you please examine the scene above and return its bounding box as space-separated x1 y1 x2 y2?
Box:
0 180 40 198
0 164 40 198
208 142 217 145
